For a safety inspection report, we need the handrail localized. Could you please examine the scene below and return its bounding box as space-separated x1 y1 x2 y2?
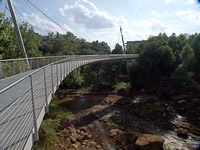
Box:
0 56 76 94
0 55 69 62
0 54 138 94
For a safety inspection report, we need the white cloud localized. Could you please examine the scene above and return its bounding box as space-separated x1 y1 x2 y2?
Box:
186 0 195 5
165 0 174 4
22 13 73 35
176 9 200 25
59 0 127 29
151 10 161 17
132 18 167 33
81 18 168 49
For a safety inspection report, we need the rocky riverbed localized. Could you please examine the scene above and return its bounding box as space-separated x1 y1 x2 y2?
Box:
52 91 200 150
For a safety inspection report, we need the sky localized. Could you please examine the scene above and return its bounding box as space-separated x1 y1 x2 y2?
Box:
0 0 200 49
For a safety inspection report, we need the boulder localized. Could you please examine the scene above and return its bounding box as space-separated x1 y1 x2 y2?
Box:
175 115 187 122
72 142 81 149
177 128 188 138
80 126 88 132
96 145 102 149
135 134 164 150
109 129 123 137
70 136 77 143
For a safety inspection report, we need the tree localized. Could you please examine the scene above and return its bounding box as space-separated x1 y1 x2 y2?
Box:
130 35 175 88
112 44 123 54
171 64 194 89
180 44 195 67
126 45 135 54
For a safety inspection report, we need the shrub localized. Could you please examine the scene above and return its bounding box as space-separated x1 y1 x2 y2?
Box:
171 64 194 90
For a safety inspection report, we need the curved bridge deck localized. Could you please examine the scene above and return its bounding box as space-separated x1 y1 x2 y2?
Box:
0 54 138 150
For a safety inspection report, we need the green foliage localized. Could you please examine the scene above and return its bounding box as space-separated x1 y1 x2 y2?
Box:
171 64 194 89
180 44 195 65
126 45 136 54
40 33 111 56
130 35 175 88
33 97 75 149
112 43 123 54
113 82 131 94
60 69 84 89
1 14 111 59
191 34 200 63
128 33 200 90
1 61 30 78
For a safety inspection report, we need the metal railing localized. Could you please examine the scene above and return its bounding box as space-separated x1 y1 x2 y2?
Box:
0 56 69 79
0 54 138 150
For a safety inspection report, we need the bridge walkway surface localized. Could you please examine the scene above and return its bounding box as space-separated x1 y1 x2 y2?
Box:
0 54 138 150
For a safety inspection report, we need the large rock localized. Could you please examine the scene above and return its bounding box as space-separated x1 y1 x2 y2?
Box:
72 142 81 149
135 134 164 150
177 128 188 138
109 129 123 137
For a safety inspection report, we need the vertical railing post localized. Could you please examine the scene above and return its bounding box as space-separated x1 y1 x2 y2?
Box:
64 62 66 78
43 68 49 112
69 61 71 73
74 58 76 69
77 57 79 68
56 63 58 87
30 75 39 141
42 58 44 67
60 63 62 81
67 61 69 75
23 60 25 72
0 61 2 79
12 61 15 75
37 59 39 68
51 65 54 94
30 59 33 70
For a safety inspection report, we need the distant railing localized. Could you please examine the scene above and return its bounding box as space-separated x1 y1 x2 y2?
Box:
0 54 138 150
0 56 69 79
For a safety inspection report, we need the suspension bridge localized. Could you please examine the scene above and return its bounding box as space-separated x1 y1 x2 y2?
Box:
0 54 138 150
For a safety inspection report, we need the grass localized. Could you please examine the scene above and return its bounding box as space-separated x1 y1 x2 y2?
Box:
113 81 131 93
32 96 75 150
107 121 119 128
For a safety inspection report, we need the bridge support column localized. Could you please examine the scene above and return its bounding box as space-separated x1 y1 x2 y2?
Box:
30 75 39 141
